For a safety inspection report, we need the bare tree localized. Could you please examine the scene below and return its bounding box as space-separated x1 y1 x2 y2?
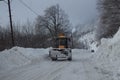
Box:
0 5 72 50
35 4 71 39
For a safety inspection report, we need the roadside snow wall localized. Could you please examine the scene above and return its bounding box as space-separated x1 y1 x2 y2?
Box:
93 28 120 80
0 47 48 73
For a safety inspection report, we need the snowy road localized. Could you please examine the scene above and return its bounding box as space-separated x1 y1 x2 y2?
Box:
0 49 105 80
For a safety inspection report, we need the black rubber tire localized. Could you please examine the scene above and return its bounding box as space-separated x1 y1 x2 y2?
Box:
51 56 57 61
49 53 50 57
68 57 72 61
52 58 56 61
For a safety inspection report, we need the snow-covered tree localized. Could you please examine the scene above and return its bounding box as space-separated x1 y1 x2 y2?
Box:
96 0 120 40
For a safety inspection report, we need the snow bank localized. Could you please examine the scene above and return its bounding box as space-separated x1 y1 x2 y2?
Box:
79 31 98 51
93 28 120 80
0 47 48 73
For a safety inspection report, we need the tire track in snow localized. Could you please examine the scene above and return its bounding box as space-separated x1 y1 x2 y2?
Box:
81 59 104 80
0 49 105 80
36 62 70 80
0 60 70 80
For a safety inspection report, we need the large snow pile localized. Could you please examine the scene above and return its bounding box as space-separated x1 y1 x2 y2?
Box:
93 28 120 80
0 47 48 73
79 31 98 51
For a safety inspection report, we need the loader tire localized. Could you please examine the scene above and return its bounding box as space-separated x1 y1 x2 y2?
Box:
51 57 57 61
68 57 72 61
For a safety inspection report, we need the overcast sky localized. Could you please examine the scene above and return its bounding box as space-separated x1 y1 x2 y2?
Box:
0 0 98 27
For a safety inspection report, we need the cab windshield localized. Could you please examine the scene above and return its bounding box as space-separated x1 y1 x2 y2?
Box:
55 38 68 48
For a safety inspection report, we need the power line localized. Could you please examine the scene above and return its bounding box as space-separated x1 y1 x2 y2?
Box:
18 0 39 16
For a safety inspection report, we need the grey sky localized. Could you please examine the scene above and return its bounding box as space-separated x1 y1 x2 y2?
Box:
0 0 98 27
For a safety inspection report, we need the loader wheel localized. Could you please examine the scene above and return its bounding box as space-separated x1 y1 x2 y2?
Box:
52 58 57 61
68 57 72 61
51 57 57 61
49 51 51 57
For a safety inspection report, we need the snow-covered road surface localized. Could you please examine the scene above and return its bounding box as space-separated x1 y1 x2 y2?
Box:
0 48 107 80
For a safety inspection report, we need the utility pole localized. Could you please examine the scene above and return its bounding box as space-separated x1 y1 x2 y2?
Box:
7 0 14 46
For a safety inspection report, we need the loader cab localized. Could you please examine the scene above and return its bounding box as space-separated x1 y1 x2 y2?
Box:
55 34 71 49
49 33 72 61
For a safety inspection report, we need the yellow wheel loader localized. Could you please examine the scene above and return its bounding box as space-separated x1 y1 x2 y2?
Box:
49 33 72 61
